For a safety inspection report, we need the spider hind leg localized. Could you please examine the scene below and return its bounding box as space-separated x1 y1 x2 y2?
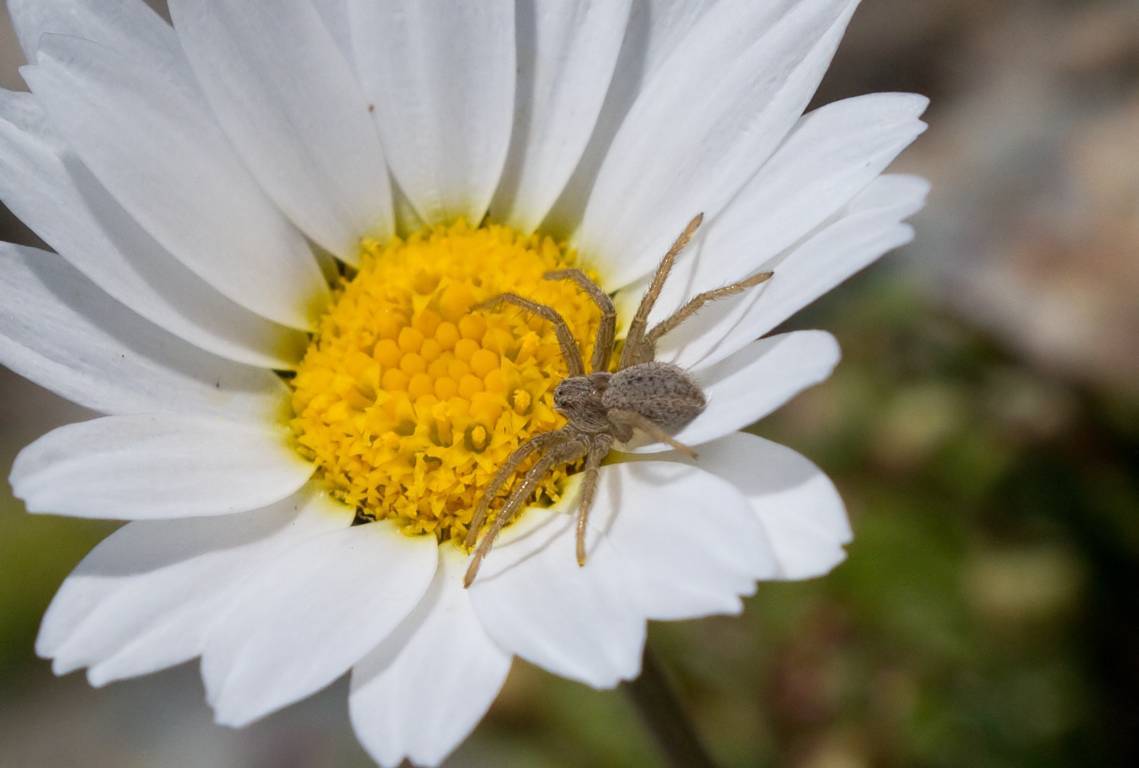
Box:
619 212 705 369
642 270 774 355
608 408 699 459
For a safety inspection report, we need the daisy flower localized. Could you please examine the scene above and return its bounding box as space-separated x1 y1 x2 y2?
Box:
0 0 928 765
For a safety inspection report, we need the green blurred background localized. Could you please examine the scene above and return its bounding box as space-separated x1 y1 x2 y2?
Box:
2 1 1138 766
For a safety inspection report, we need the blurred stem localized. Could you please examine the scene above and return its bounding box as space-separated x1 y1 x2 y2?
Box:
624 646 719 768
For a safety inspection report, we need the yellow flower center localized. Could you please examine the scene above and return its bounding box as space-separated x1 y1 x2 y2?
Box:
289 220 600 542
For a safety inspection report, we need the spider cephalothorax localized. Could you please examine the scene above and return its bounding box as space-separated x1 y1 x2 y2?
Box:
463 213 773 586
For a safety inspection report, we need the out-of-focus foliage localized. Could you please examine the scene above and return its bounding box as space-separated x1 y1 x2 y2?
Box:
1 0 1137 766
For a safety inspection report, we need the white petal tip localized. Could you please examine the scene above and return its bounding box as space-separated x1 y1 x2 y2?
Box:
800 332 843 381
886 91 931 117
50 657 80 677
778 548 849 582
86 668 113 689
211 703 258 730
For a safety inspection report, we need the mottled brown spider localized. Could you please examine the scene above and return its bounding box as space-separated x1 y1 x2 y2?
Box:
462 213 773 587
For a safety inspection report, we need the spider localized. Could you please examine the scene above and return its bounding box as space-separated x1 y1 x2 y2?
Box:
462 213 773 587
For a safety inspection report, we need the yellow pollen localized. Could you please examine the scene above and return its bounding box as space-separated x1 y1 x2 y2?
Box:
289 220 600 542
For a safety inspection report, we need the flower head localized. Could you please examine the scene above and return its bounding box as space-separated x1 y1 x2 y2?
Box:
0 0 927 765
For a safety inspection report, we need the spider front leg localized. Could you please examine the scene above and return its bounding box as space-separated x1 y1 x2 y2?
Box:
464 430 562 548
544 269 616 373
477 293 585 376
574 435 614 566
464 437 589 588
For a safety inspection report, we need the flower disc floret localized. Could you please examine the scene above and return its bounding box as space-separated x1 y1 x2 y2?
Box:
289 220 599 541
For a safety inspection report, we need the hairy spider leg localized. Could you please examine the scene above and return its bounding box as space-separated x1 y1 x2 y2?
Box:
464 437 590 588
477 293 585 377
574 436 614 566
464 430 563 548
544 269 617 373
609 408 699 459
619 212 705 370
640 270 775 355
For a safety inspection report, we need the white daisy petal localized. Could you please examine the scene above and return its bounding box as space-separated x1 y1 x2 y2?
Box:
349 0 515 224
490 0 633 232
674 175 928 371
469 504 645 689
24 35 330 331
10 415 312 520
697 94 927 292
855 173 932 210
202 522 437 728
545 0 721 232
170 0 393 261
349 546 511 768
468 457 781 686
8 0 180 66
651 92 929 338
579 0 859 287
36 488 352 685
0 90 307 370
694 432 853 579
0 244 291 418
310 0 354 64
591 461 778 620
659 331 841 450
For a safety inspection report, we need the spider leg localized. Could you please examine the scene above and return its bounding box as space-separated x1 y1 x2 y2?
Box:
641 270 775 354
478 293 585 376
608 408 698 459
619 212 705 370
464 437 589 588
464 429 563 548
544 269 616 374
575 436 614 567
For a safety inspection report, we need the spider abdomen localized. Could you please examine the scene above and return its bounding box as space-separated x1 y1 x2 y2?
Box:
603 362 706 432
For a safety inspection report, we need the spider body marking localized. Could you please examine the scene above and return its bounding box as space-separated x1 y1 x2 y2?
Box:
549 365 704 436
463 213 774 587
